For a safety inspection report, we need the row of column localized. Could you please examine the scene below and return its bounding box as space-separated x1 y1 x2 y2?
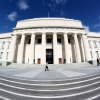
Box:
10 33 90 64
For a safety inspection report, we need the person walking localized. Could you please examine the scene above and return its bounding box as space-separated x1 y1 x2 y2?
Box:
45 62 49 71
97 58 99 66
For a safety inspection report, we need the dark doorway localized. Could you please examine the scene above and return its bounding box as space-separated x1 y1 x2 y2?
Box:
59 58 62 64
46 49 53 64
38 58 41 64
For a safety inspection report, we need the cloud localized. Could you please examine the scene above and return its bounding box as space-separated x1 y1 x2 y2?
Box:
48 3 57 11
99 16 100 20
83 25 90 32
60 10 66 17
43 0 68 11
94 24 100 28
42 0 45 5
18 0 29 10
51 0 68 5
7 12 17 22
55 0 67 5
48 4 52 8
4 26 8 29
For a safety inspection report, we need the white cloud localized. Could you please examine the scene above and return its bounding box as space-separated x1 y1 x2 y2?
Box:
99 16 100 20
94 24 100 28
42 0 45 5
43 0 68 11
60 10 66 17
18 0 29 10
48 4 52 8
4 26 8 29
47 2 57 11
55 0 67 4
7 12 17 22
83 25 90 32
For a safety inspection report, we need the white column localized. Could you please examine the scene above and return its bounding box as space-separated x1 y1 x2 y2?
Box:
91 41 96 60
74 34 81 62
97 41 100 58
41 33 46 64
3 42 7 60
29 33 35 64
82 35 90 61
0 41 2 49
64 33 69 63
79 37 85 62
19 34 25 63
53 32 58 64
10 35 17 62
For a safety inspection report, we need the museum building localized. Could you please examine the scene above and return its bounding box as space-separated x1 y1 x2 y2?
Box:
0 18 100 64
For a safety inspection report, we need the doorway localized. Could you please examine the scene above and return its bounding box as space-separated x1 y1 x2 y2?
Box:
46 49 53 64
38 58 41 64
59 58 62 64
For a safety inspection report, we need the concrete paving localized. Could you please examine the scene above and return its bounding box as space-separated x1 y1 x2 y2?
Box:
0 65 100 80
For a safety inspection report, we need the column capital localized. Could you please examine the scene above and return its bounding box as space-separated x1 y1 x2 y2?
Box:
63 32 69 34
31 33 35 35
53 32 58 34
63 32 69 35
21 33 26 36
41 32 46 34
63 32 66 34
11 34 18 36
73 33 77 35
31 32 35 34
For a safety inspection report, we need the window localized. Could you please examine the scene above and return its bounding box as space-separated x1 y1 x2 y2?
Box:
57 39 61 44
93 41 97 48
47 39 52 44
2 42 5 49
68 39 71 43
6 52 9 60
28 39 31 44
0 52 3 59
95 51 99 58
37 39 41 44
7 42 10 49
90 51 93 58
88 41 91 48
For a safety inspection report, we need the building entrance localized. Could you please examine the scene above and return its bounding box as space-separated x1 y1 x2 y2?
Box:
46 49 53 64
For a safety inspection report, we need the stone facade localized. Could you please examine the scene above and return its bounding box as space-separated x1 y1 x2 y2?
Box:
0 18 100 64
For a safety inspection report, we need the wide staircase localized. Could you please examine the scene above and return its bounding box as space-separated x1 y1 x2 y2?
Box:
0 73 100 100
7 62 94 69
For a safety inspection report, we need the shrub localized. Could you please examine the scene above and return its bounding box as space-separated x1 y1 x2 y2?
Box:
0 63 2 66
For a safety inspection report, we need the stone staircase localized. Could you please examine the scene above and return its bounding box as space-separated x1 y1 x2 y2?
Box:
0 73 100 99
7 62 94 69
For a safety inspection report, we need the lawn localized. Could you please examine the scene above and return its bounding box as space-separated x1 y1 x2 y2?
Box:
0 63 2 66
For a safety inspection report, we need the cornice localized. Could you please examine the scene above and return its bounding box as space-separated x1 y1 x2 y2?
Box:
13 26 85 30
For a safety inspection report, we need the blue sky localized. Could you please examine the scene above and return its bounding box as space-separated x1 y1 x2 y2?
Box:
0 0 100 33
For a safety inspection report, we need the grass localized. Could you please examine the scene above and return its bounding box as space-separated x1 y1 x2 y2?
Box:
0 63 2 66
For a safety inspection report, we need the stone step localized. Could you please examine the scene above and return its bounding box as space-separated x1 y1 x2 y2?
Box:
0 76 100 90
7 62 93 68
0 84 100 100
0 72 99 99
0 80 100 96
0 72 99 84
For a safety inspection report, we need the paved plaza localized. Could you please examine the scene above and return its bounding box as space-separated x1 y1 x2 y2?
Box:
0 65 100 80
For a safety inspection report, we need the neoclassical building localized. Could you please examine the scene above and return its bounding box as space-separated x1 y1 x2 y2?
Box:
0 18 100 64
